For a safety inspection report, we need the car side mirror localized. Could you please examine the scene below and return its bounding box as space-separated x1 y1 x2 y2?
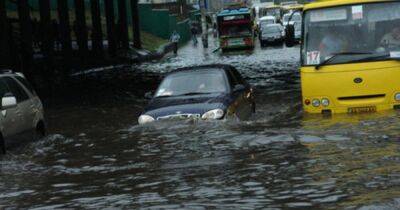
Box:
233 84 246 93
2 95 17 110
285 24 295 48
144 91 154 99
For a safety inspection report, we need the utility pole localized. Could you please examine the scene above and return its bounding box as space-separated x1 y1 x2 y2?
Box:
178 0 187 17
104 0 116 56
0 0 9 68
17 0 33 75
118 0 129 50
131 0 142 49
200 0 208 48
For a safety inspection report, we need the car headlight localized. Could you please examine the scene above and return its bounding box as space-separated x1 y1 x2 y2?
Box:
202 109 225 120
321 98 330 107
138 115 155 124
312 99 320 107
395 93 400 101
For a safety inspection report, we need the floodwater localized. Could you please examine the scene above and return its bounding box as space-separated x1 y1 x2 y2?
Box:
1 39 400 209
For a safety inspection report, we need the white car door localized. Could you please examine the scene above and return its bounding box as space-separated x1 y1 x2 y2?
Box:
14 76 42 129
0 78 21 139
3 77 32 135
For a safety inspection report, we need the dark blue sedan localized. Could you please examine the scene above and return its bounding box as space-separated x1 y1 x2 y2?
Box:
138 65 255 124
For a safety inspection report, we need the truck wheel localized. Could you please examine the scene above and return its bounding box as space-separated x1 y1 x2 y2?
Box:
0 135 5 155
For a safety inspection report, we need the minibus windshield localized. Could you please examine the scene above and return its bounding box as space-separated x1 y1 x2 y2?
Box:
302 2 400 66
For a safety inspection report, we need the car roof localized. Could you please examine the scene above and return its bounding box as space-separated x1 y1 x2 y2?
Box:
260 16 275 20
0 69 14 75
0 69 25 78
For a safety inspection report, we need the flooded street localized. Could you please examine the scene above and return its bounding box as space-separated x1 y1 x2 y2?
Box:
1 40 400 209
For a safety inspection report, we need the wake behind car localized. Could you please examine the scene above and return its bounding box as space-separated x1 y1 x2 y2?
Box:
0 70 46 154
138 65 255 124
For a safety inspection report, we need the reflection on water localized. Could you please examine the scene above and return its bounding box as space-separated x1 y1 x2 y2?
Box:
0 43 399 209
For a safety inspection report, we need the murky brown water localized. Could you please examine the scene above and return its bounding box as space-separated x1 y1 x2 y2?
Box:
0 41 399 209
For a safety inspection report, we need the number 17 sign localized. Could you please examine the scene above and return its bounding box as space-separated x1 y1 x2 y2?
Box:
307 51 321 65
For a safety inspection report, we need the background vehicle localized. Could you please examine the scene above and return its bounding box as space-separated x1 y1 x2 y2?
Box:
139 65 255 124
258 16 277 28
282 13 302 41
282 12 301 28
0 70 46 154
281 3 304 16
285 0 400 114
259 24 284 47
259 5 282 22
217 8 255 51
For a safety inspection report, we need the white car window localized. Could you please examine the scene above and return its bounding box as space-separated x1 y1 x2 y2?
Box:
0 78 10 99
14 76 36 96
3 77 29 103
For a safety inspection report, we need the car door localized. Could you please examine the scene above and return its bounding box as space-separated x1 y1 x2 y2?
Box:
0 77 21 140
14 76 40 129
3 76 32 137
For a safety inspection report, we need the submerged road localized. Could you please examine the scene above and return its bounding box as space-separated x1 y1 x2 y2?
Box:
0 38 400 209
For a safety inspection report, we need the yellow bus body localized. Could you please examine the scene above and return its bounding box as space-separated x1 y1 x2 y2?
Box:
301 0 399 114
302 61 400 114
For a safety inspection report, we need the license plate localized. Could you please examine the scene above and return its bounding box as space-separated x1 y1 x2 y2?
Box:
348 106 377 114
228 39 244 46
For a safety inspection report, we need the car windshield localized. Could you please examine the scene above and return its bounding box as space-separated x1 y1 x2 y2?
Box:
283 14 301 23
264 8 280 17
260 19 274 25
155 70 228 97
283 15 290 23
292 14 301 22
302 2 400 66
264 26 280 33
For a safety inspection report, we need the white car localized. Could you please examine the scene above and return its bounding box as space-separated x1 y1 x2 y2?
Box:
0 70 46 154
259 24 284 46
